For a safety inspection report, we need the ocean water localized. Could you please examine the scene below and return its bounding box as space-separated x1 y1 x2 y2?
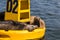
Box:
0 0 60 40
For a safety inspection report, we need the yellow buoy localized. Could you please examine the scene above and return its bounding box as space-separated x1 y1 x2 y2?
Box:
0 0 46 40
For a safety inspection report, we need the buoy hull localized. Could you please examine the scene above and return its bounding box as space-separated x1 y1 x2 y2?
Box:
0 27 45 40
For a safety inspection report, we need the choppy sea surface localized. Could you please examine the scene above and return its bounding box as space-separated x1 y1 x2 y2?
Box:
0 0 60 40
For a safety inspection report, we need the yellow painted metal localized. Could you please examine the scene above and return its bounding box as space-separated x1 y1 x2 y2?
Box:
5 0 30 22
0 27 45 40
0 38 11 40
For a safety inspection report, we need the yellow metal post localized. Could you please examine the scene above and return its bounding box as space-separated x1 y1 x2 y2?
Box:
5 0 30 22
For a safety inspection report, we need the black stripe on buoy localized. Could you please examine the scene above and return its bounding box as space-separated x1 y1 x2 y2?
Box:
0 12 5 21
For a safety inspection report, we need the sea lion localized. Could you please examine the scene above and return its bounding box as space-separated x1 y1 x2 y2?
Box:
0 16 45 31
30 16 40 27
23 25 38 31
0 21 26 31
30 16 45 28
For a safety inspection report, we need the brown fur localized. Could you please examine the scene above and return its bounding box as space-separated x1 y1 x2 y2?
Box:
0 21 26 31
0 16 45 31
23 25 38 31
30 16 40 27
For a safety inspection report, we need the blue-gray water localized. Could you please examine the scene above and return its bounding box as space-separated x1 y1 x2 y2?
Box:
0 0 60 40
